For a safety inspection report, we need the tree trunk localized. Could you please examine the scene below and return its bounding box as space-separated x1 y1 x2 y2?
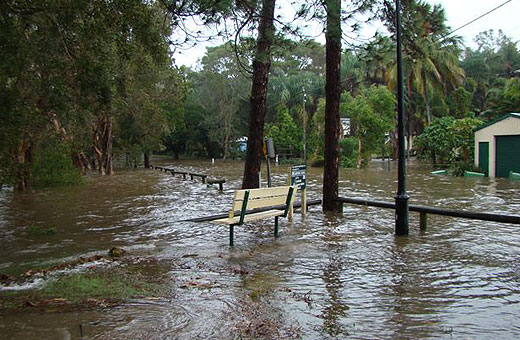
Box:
356 137 364 168
241 0 276 189
422 69 432 125
92 114 113 176
322 0 342 212
144 153 150 168
15 138 34 190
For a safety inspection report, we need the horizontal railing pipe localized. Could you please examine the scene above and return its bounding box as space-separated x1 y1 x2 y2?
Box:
336 197 520 225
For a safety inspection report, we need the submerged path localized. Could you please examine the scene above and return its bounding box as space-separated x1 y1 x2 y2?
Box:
1 159 520 339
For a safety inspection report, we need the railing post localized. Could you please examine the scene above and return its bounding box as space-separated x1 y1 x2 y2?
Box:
420 212 427 231
395 0 409 236
229 225 235 247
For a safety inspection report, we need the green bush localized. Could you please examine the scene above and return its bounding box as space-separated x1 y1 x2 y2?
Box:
339 137 358 168
32 138 82 187
28 225 57 236
450 161 482 177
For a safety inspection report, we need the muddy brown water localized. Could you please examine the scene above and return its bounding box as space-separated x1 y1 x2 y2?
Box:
1 158 520 339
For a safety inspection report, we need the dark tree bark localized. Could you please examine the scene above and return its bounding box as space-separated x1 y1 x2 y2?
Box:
241 0 276 189
322 0 342 212
144 153 151 168
92 114 114 176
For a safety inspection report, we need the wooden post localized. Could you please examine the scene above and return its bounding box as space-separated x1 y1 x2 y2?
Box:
420 212 427 231
301 188 307 216
286 169 293 221
219 182 223 191
274 216 279 238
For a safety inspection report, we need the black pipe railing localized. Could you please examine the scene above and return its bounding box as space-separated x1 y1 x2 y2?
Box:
336 196 520 228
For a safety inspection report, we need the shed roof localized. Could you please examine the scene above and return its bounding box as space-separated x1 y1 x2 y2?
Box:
475 112 520 131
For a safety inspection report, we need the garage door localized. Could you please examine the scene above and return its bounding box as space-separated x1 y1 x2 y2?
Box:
478 142 489 176
495 135 520 177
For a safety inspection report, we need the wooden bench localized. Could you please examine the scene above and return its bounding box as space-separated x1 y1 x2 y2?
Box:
189 172 208 183
212 186 295 246
172 170 188 179
207 178 226 190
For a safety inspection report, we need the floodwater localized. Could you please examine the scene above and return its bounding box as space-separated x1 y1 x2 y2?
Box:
1 158 519 339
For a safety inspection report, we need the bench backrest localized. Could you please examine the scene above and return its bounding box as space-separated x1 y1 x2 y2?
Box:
230 186 295 224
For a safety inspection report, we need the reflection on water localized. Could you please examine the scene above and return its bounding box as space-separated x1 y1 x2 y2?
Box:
1 158 520 339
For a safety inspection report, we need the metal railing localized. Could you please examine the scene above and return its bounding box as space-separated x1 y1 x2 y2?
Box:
336 196 520 229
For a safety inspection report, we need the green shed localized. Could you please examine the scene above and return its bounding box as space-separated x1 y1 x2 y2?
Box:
474 113 520 178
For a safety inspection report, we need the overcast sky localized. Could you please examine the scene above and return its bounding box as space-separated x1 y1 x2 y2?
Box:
172 0 520 67
431 0 520 47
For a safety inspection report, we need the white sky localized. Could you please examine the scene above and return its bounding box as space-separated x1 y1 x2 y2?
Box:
431 0 520 48
172 0 520 67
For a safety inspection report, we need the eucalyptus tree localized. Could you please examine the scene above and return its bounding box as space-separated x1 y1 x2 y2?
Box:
191 42 250 160
341 85 395 167
461 30 520 116
0 0 183 188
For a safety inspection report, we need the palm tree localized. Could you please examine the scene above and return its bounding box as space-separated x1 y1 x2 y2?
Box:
385 0 465 125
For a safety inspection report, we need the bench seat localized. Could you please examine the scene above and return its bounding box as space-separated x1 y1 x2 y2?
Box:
211 185 294 246
213 209 285 225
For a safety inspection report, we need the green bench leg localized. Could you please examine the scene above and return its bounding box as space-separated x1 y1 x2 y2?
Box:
274 217 279 238
229 225 235 247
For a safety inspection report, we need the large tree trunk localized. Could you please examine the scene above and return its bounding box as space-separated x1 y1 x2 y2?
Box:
15 138 34 190
48 112 90 174
241 0 276 189
144 153 151 168
92 114 114 176
322 0 342 212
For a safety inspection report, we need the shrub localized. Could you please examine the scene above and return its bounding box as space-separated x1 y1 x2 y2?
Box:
32 138 82 187
339 137 358 168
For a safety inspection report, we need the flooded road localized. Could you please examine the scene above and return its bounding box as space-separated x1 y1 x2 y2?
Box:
1 158 520 339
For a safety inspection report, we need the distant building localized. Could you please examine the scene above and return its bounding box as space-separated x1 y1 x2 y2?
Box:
236 136 247 152
474 113 520 177
340 118 351 138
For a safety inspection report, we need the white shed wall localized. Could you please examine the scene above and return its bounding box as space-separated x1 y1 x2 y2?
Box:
474 116 520 177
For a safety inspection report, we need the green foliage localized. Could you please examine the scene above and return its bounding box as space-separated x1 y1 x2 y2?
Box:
417 116 483 167
461 29 520 117
180 42 249 159
28 226 57 236
450 117 483 163
266 105 302 155
339 137 358 168
308 99 326 166
0 0 185 187
40 268 163 303
342 85 395 167
32 139 82 187
450 161 482 177
485 77 520 118
448 86 473 118
417 116 455 163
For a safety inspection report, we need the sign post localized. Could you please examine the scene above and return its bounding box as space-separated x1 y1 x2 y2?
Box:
264 138 275 187
290 165 307 216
